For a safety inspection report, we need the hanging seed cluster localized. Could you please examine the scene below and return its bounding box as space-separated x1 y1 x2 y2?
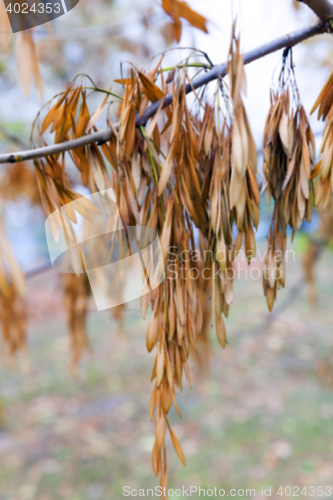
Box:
31 29 260 491
302 67 333 306
311 68 333 208
0 218 27 359
63 273 91 374
228 26 259 262
0 11 332 492
262 48 315 311
208 25 260 345
0 165 37 361
0 162 41 205
0 163 83 366
25 27 333 495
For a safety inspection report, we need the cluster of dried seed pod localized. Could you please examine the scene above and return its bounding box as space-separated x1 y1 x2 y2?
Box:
63 274 91 374
311 68 333 208
206 27 260 340
262 48 315 310
0 159 96 369
32 35 258 493
304 64 333 300
3 14 333 495
228 25 258 232
0 218 27 360
263 94 314 232
0 284 27 362
225 29 260 275
0 162 40 205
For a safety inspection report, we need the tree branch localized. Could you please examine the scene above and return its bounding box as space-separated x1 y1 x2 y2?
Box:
298 0 333 21
0 21 327 165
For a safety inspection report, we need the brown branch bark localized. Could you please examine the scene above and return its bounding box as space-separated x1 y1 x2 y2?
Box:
298 0 333 20
0 21 327 165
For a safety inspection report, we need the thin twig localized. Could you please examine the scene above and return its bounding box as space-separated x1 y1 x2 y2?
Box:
0 21 327 165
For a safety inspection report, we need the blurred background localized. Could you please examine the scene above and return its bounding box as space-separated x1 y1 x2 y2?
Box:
1 0 333 498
